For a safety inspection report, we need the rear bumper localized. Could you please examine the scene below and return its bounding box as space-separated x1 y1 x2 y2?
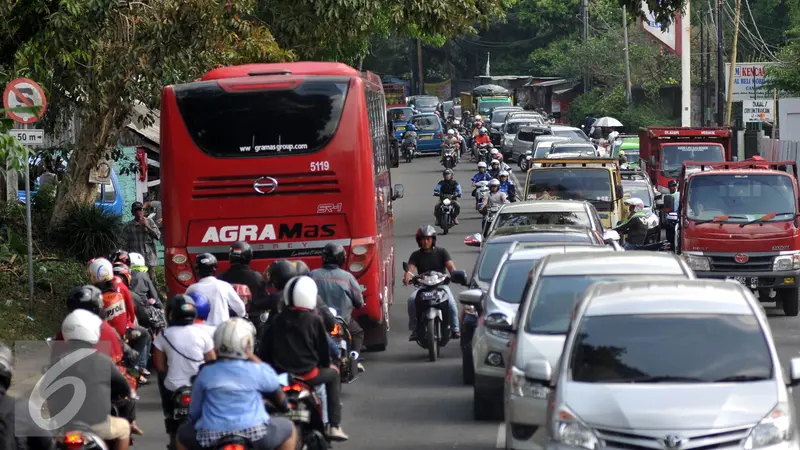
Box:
416 140 444 151
695 269 800 290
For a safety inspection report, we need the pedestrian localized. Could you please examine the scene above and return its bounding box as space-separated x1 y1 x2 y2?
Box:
143 193 163 241
122 201 161 288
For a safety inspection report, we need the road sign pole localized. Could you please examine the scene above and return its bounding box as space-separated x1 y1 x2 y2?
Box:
24 122 34 318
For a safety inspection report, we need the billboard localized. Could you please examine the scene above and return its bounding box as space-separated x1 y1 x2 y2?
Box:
639 1 682 55
724 63 774 101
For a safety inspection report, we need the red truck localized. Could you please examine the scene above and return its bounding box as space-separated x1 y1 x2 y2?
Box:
677 160 800 316
640 126 733 195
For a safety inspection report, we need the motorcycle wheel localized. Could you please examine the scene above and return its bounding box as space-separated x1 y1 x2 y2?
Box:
442 212 450 235
405 152 412 163
301 430 327 450
427 317 438 362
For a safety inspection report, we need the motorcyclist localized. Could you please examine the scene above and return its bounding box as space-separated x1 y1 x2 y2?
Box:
472 116 484 138
50 310 133 450
472 161 491 187
128 252 162 307
497 170 518 202
617 150 628 167
614 198 649 250
0 343 56 450
153 294 216 450
261 260 297 316
110 249 132 267
111 262 155 382
488 159 502 178
290 261 341 371
441 129 460 165
185 253 246 326
474 127 491 148
433 169 462 226
401 124 418 156
404 226 461 340
663 180 679 250
187 291 216 339
260 277 349 441
218 241 266 307
495 153 512 173
177 318 297 450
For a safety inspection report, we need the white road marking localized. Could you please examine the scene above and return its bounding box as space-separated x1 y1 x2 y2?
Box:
496 424 505 448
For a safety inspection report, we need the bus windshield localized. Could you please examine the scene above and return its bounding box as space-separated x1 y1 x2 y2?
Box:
662 144 724 176
526 168 613 210
686 174 797 223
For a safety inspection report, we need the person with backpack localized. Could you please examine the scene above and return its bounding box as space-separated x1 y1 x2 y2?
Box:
218 241 265 304
128 252 163 306
185 253 246 326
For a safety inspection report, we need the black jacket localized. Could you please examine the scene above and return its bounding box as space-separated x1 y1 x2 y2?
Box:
219 264 266 307
259 309 331 375
130 271 161 306
262 291 335 332
0 387 54 450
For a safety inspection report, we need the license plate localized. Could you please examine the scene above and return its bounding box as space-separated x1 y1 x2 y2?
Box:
282 409 310 423
395 125 406 131
728 276 759 289
173 408 188 419
338 340 348 349
419 135 433 140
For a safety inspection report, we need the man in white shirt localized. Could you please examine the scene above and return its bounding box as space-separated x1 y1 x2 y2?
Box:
185 253 246 326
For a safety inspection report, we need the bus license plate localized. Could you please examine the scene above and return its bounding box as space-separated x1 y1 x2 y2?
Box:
283 409 310 423
173 408 188 419
419 135 433 140
728 276 759 289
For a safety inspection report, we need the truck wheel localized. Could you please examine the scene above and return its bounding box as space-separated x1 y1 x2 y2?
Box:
780 288 800 317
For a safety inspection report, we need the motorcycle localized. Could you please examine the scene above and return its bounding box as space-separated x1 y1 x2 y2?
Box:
474 142 492 163
265 373 328 450
404 262 468 362
55 401 134 450
328 307 358 384
483 204 502 237
171 385 192 426
442 147 458 169
474 180 490 210
404 140 416 163
632 240 672 252
437 194 458 235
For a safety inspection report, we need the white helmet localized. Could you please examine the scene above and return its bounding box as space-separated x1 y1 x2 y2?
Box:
213 317 256 360
129 252 146 267
499 170 509 177
453 119 460 125
283 276 318 310
489 179 501 187
62 309 102 344
87 258 114 284
477 161 487 169
475 115 482 121
447 129 455 136
490 148 500 155
491 159 500 166
625 197 645 212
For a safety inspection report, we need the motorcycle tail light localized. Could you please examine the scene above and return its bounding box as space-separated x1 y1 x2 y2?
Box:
222 445 245 450
180 393 191 407
283 383 304 393
437 132 443 139
331 323 341 336
64 431 83 445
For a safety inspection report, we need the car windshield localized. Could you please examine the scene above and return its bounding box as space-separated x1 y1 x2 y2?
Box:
533 140 566 158
492 110 517 123
496 211 592 228
477 242 514 281
526 169 612 210
509 114 544 124
506 122 538 135
553 129 589 141
569 314 773 383
622 183 653 208
411 116 440 131
389 109 414 122
525 275 680 334
414 97 438 107
620 150 641 165
662 144 724 176
686 174 797 222
551 146 595 154
494 260 540 303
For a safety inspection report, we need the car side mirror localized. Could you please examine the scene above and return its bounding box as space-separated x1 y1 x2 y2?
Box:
789 357 800 387
450 270 469 286
732 156 739 162
402 262 409 273
524 360 552 382
393 184 404 200
603 230 620 244
649 156 656 166
459 289 483 306
615 184 624 198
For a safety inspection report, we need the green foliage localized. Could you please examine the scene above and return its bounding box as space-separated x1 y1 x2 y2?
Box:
566 87 680 132
31 184 57 232
52 204 122 263
0 107 40 176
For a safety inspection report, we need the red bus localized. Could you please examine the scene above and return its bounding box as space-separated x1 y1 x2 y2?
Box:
160 62 405 350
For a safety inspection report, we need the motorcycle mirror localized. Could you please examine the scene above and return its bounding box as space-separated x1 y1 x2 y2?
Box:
393 184 405 200
402 262 409 272
603 230 621 244
450 270 469 286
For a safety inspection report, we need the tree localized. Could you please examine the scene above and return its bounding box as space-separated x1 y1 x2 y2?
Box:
0 0 292 227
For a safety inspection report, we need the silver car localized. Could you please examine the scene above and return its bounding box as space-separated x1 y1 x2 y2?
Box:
528 279 800 450
503 252 695 450
461 244 613 421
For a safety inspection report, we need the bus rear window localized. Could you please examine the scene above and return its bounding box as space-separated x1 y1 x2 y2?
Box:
174 80 349 157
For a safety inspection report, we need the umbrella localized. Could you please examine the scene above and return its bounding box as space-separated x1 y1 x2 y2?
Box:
592 117 623 127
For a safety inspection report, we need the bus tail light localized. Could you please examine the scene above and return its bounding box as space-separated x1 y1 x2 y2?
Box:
349 237 376 274
166 247 195 286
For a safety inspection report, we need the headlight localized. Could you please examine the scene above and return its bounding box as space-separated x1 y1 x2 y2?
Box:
682 254 710 271
773 254 800 271
744 404 793 449
552 407 600 450
443 198 452 206
509 366 550 398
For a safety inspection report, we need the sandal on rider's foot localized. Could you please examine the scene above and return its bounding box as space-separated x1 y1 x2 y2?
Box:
408 331 417 341
328 426 350 441
451 331 461 339
131 423 144 436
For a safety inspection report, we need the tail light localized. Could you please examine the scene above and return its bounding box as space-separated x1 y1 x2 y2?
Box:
282 383 304 393
222 445 245 450
166 247 195 286
64 431 84 449
180 393 191 407
331 323 341 336
437 132 443 139
348 237 376 274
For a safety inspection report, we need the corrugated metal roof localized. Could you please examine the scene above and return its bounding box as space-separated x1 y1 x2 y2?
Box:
526 79 568 87
554 84 579 95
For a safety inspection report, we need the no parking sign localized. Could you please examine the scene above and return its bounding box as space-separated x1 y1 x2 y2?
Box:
3 78 47 124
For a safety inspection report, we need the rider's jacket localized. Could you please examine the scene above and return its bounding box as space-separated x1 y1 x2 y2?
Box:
434 180 462 198
402 130 417 144
310 264 364 322
472 172 491 185
486 191 508 208
499 180 517 198
443 136 459 148
474 135 491 146
614 212 649 246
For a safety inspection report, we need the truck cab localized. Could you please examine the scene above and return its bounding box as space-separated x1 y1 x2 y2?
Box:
639 127 732 196
523 158 627 229
677 160 800 316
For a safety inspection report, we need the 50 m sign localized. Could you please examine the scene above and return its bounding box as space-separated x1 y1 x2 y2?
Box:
9 129 44 146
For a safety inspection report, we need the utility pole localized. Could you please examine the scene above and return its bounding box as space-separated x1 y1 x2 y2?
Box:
700 18 705 124
583 0 589 93
725 0 742 124
623 6 633 105
706 17 712 125
716 0 724 125
417 39 424 95
681 0 692 126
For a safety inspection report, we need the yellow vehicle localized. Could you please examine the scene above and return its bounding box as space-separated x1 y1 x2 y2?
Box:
523 158 628 228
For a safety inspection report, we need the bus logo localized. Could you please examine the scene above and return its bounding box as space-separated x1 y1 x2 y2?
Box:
253 176 279 194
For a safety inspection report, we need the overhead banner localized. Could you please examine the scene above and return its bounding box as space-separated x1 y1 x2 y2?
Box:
639 1 681 55
724 62 775 101
424 79 452 99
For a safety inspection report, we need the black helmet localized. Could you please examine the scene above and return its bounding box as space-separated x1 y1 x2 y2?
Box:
442 169 454 179
292 260 310 276
321 243 346 267
267 260 297 290
166 294 198 326
194 253 218 278
67 285 105 319
0 344 11 390
415 224 437 247
110 249 130 266
229 241 253 266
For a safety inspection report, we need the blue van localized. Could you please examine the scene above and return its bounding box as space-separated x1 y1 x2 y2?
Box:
409 113 445 153
18 168 124 216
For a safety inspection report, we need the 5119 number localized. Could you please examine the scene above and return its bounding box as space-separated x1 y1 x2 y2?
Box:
310 161 330 171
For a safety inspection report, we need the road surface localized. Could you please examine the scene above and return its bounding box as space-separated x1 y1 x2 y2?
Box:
130 155 800 450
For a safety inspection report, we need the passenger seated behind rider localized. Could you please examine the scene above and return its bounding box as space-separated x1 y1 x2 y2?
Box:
0 343 55 450
434 169 462 226
497 171 517 202
185 253 246 326
441 129 460 163
50 310 133 450
127 252 162 306
405 225 461 341
259 276 349 441
474 127 491 147
291 260 342 368
614 198 648 250
218 241 266 307
176 318 297 450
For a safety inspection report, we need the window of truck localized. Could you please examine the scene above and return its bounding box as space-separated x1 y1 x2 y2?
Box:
479 100 512 114
622 182 653 208
661 144 724 176
686 174 796 223
174 80 348 157
526 169 613 210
